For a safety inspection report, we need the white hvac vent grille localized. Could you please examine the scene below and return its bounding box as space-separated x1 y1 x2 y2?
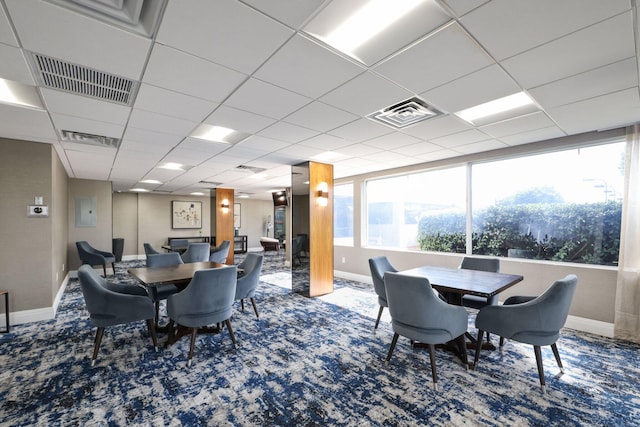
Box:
199 180 223 187
30 53 138 106
60 129 121 149
367 97 443 129
236 165 267 174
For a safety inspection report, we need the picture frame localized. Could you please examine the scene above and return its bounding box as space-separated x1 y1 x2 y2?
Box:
172 201 202 229
234 203 241 229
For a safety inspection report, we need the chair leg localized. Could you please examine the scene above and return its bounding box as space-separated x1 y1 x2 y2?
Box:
112 263 116 275
455 334 469 369
91 327 105 366
386 333 399 361
225 319 237 347
427 344 438 391
102 264 107 277
533 345 546 393
154 301 160 328
499 336 505 347
473 330 484 369
187 328 197 367
250 297 259 319
167 319 175 342
240 299 245 312
550 343 564 374
146 319 158 351
374 306 384 329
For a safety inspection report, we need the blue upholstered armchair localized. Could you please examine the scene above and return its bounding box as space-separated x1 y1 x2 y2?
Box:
368 256 398 329
77 265 157 366
167 266 238 366
209 240 231 263
473 274 578 393
76 241 116 277
384 271 469 390
143 243 161 256
146 252 184 326
235 253 264 319
180 242 210 263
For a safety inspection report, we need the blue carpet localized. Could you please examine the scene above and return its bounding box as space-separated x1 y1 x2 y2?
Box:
1 252 639 426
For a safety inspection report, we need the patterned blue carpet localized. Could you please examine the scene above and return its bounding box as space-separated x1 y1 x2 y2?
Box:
1 252 639 426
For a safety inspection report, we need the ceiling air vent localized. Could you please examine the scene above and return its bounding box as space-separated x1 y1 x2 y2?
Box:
30 52 139 106
199 180 223 187
236 165 267 174
367 97 443 129
60 130 121 149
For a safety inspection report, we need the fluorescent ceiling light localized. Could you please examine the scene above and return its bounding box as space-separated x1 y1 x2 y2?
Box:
159 162 184 171
456 92 536 125
190 191 205 196
0 78 43 110
190 124 250 144
140 179 162 184
324 0 423 56
130 188 149 192
238 194 250 198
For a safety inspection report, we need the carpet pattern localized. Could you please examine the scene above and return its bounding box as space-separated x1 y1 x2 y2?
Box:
1 252 639 426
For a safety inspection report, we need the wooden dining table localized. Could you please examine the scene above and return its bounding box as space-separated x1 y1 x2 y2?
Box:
399 265 524 353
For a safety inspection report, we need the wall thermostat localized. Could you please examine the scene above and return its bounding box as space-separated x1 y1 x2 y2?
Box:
28 205 49 217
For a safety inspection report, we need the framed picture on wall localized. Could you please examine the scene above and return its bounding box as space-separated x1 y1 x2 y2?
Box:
172 201 202 229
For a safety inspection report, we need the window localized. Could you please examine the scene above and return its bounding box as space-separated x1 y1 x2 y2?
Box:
366 167 466 250
471 142 624 265
334 183 354 246
363 139 624 266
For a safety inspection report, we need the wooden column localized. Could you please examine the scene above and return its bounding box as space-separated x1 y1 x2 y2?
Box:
215 188 234 264
308 161 334 296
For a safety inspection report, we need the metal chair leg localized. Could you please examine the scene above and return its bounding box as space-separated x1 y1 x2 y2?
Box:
374 306 384 329
473 330 484 369
551 343 564 373
92 327 105 366
225 319 237 347
427 344 438 390
250 297 259 319
534 345 546 393
386 333 399 361
187 328 197 367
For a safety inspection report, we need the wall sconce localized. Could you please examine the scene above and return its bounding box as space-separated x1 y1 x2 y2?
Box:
221 199 230 214
316 182 329 207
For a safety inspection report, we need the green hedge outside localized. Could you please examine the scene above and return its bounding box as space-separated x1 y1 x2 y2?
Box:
417 201 622 266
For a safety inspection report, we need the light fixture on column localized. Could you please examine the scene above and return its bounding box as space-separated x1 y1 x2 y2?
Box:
221 199 230 213
316 182 329 207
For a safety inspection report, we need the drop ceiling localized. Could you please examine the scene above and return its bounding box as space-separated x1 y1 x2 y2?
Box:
0 0 638 199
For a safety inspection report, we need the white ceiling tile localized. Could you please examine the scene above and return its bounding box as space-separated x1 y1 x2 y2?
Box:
5 0 151 79
401 115 472 140
415 149 462 162
329 119 392 142
501 12 635 89
375 23 493 94
275 143 323 158
177 138 230 155
299 134 353 150
454 139 508 155
121 127 182 150
113 150 164 170
240 0 325 29
0 104 57 141
143 44 246 102
225 78 311 120
0 6 18 46
0 44 35 85
134 84 218 122
529 58 638 109
362 132 422 150
128 109 196 136
390 141 441 156
461 0 630 60
479 112 557 138
422 64 520 113
157 0 294 74
255 34 364 98
204 105 276 134
499 126 567 147
549 88 640 135
42 88 131 125
442 0 490 17
236 135 291 153
334 143 381 157
257 121 319 143
321 72 414 116
284 101 358 132
50 113 124 138
164 147 214 164
65 149 115 179
430 129 492 148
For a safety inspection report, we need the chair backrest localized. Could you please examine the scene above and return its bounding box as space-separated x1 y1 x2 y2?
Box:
368 256 398 303
209 240 231 263
460 256 500 273
167 266 238 328
236 253 264 300
170 239 189 249
384 271 468 342
181 243 210 263
524 274 578 332
147 252 184 268
143 243 161 256
77 264 108 314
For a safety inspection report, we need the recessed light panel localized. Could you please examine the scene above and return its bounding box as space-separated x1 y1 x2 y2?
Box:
303 0 451 65
455 92 539 126
190 123 250 144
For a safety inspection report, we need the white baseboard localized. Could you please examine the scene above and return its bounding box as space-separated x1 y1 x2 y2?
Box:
333 270 614 338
